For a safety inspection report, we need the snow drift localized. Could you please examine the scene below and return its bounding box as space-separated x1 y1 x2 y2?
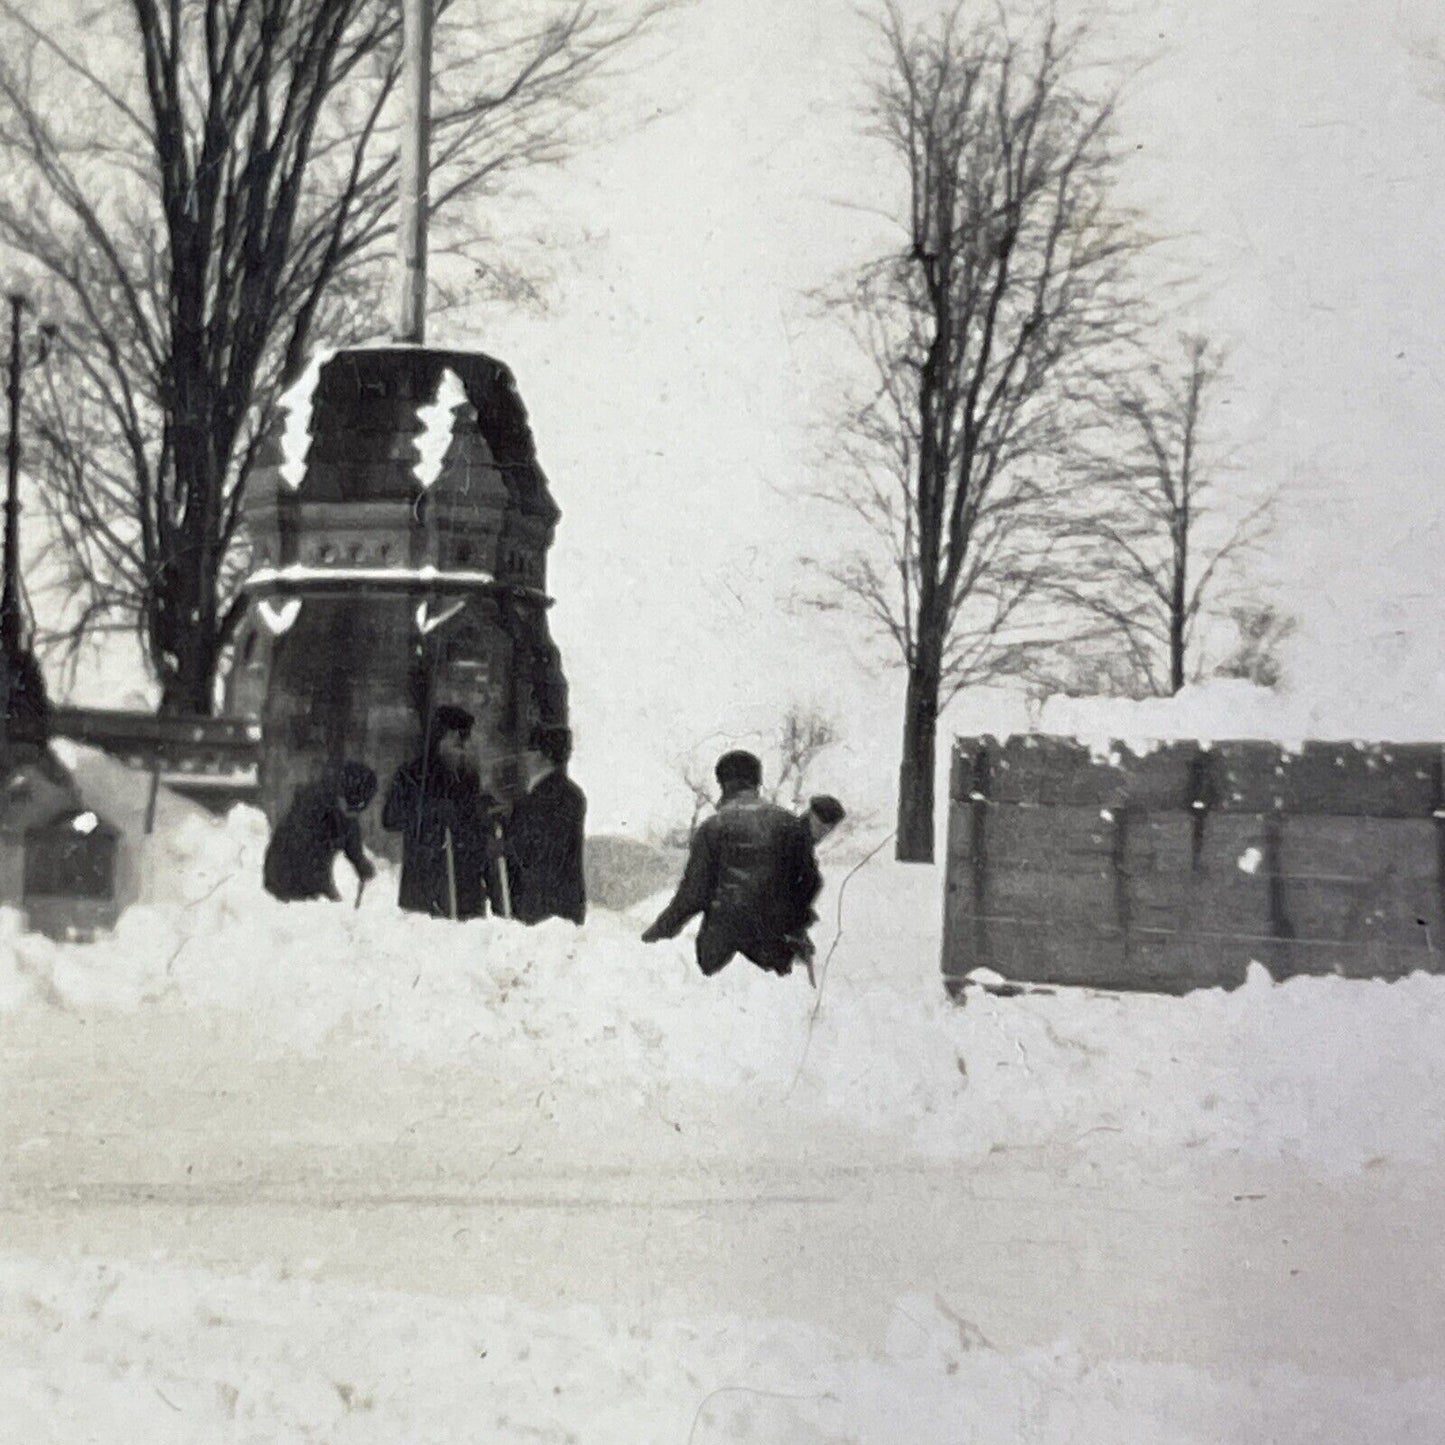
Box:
2 795 1443 1177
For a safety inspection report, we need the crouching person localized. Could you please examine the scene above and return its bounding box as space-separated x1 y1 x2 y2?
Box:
641 749 815 978
382 705 500 920
781 794 846 986
264 760 378 903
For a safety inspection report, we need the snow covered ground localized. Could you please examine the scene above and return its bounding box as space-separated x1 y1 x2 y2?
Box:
5 794 1445 1176
6 1250 1441 1444
3 750 1445 1441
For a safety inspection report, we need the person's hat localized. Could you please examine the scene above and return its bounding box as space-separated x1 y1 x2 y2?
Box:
339 760 378 810
808 794 846 828
432 704 474 737
531 723 573 764
715 749 763 788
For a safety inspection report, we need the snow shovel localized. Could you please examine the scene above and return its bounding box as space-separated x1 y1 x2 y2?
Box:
444 826 459 921
789 934 817 989
493 824 512 919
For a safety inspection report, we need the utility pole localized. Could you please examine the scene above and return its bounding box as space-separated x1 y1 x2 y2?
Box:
1 290 54 746
4 293 26 660
395 0 432 344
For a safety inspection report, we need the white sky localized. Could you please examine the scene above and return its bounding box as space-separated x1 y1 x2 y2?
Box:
437 0 1445 827
52 0 1445 832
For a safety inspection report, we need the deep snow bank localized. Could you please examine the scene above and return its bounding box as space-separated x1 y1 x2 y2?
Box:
2 1254 1438 1445
2 801 1443 1175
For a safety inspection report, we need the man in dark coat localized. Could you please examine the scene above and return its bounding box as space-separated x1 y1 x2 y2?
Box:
507 724 586 926
641 750 820 977
382 705 499 920
264 761 378 903
780 794 847 985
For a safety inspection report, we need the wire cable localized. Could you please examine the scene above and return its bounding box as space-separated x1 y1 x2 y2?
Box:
786 829 896 1096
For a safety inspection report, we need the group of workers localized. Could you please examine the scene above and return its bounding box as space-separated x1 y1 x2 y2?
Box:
262 704 585 927
262 709 845 982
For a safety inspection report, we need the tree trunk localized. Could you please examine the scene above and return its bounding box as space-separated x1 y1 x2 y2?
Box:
1169 510 1189 695
896 646 942 864
1169 551 1187 695
159 629 220 716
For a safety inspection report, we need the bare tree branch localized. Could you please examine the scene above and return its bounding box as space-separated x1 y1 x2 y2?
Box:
807 3 1146 859
1 0 672 712
1044 334 1277 695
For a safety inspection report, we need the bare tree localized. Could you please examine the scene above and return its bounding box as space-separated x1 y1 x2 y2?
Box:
673 753 715 844
1047 336 1274 696
1215 601 1295 690
667 705 841 844
0 0 665 713
810 3 1144 862
769 705 838 811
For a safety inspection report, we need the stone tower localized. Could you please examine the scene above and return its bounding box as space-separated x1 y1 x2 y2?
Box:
240 346 569 857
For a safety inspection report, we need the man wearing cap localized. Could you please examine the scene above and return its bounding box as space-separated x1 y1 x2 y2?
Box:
507 724 587 926
382 705 500 920
264 760 378 903
641 749 819 977
781 794 847 984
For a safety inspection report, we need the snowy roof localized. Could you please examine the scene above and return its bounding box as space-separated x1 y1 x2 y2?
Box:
258 347 561 525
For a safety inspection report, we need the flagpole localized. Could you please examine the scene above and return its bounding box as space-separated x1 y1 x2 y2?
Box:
395 0 432 344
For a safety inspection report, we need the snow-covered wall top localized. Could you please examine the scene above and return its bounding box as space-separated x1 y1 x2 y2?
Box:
951 732 1444 818
949 680 1445 762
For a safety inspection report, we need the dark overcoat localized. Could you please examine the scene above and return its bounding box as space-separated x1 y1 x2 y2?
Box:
382 755 496 919
643 789 821 975
264 781 372 902
507 769 587 925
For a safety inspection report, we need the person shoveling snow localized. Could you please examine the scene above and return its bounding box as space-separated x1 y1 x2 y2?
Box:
782 793 847 987
641 750 835 983
263 761 377 903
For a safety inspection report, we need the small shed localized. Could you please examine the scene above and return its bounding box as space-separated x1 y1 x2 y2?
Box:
0 748 128 942
21 808 123 941
0 751 83 908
